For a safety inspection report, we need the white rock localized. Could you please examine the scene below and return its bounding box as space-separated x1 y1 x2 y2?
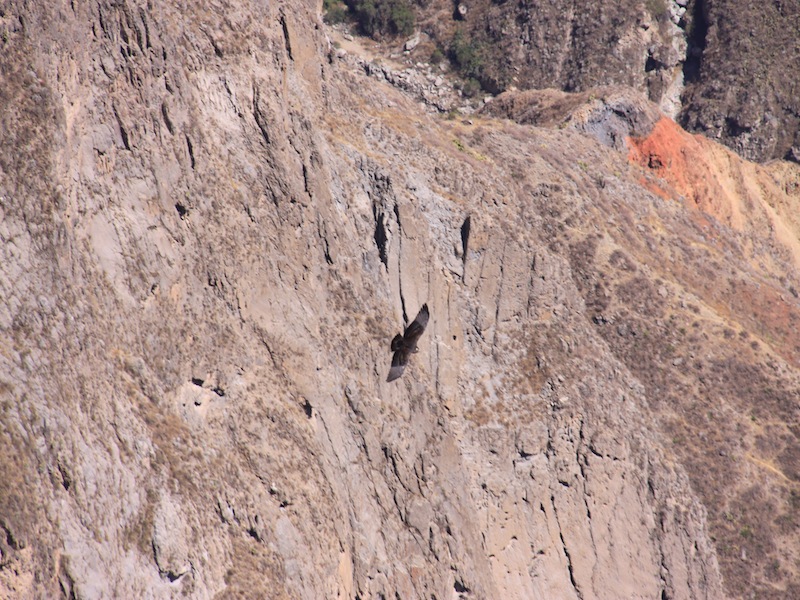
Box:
404 32 420 52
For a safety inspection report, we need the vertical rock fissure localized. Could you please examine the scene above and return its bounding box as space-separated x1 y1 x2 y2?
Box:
161 102 174 134
252 88 271 147
435 285 453 398
563 5 581 93
318 215 333 265
185 134 195 169
576 421 590 511
113 105 131 151
302 163 310 196
279 14 292 61
323 237 333 265
551 494 583 600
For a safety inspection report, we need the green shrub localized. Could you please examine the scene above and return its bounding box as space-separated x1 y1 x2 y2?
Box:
346 0 415 39
448 29 491 95
449 29 484 81
323 0 350 25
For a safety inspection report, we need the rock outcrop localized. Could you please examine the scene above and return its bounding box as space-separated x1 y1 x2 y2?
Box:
1 1 798 599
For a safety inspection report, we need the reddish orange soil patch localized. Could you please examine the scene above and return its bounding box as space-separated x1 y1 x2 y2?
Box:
627 117 731 217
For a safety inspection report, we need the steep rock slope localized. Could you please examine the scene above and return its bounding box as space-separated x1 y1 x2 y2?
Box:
0 1 798 599
484 86 800 597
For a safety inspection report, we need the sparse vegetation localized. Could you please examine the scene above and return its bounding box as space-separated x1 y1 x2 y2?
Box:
645 0 668 20
429 47 444 65
345 0 415 39
448 29 485 83
322 0 349 25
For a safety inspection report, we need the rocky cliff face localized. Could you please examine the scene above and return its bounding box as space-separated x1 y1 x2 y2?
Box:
410 0 800 162
1 1 798 599
679 0 800 163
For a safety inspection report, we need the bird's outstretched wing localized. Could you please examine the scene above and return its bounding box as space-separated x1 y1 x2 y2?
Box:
386 304 429 382
403 304 429 351
386 347 409 382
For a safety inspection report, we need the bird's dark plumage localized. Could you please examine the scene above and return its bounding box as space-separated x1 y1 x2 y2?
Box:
386 304 429 382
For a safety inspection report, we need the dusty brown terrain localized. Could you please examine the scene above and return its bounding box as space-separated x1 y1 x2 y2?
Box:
1 1 799 599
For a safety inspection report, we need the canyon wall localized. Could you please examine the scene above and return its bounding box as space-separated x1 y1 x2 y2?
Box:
1 1 799 598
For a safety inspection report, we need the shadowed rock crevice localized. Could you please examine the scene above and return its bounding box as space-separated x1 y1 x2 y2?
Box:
252 85 272 147
161 102 174 134
174 202 188 219
681 0 709 84
460 214 471 278
113 105 131 150
185 134 195 169
373 203 389 268
280 14 292 60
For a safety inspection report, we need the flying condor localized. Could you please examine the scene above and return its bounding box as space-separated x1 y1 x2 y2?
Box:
386 304 429 382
